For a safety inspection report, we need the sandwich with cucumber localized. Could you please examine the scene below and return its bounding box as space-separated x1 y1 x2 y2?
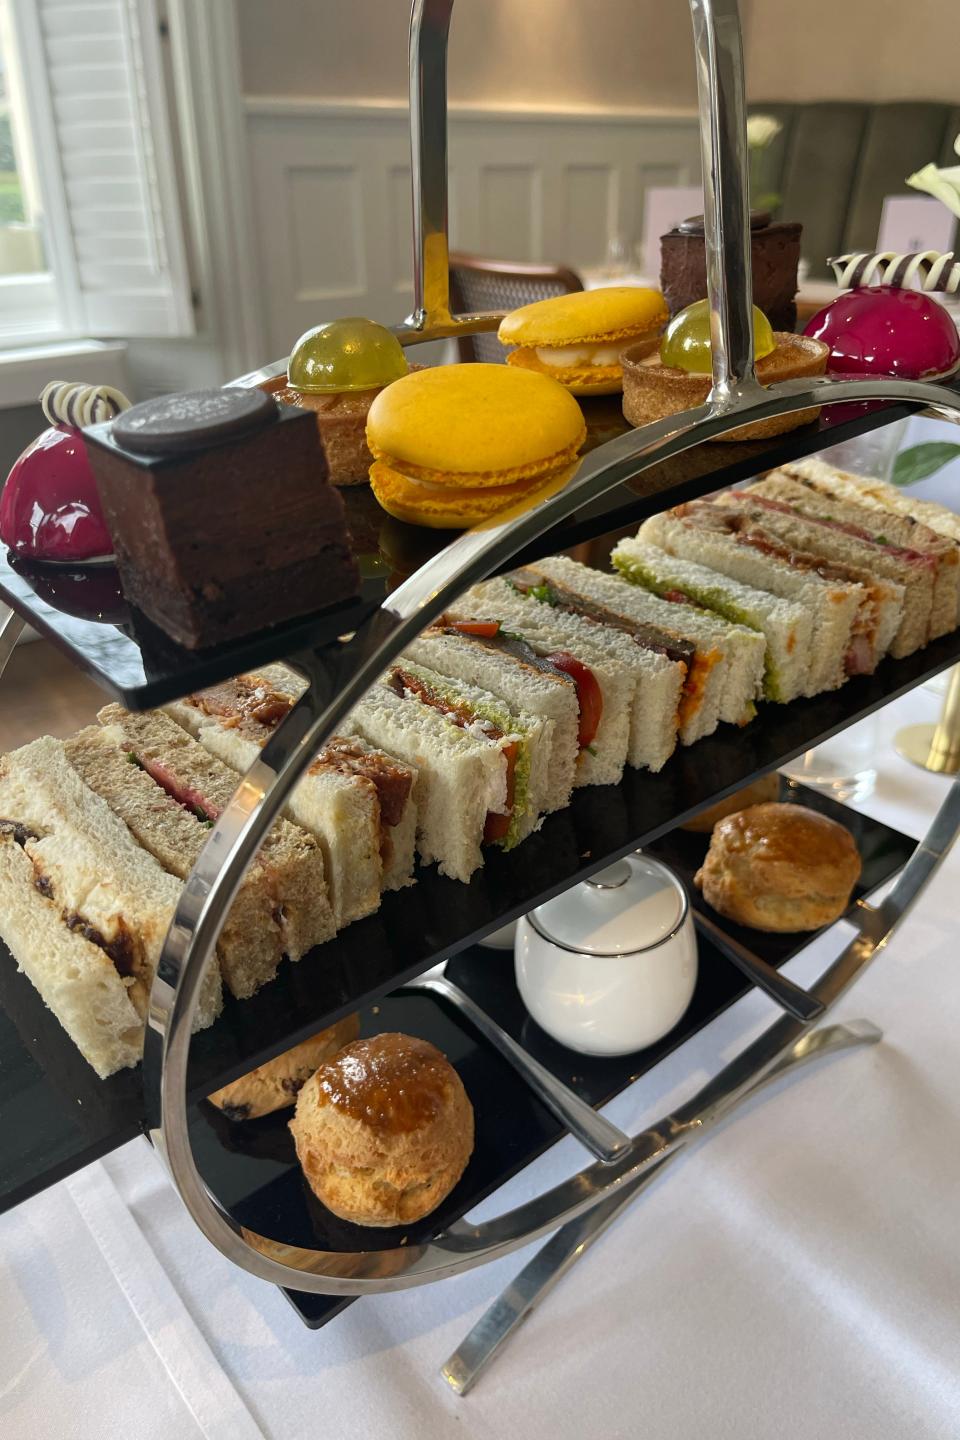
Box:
611 535 812 703
405 618 586 812
449 575 682 777
514 555 767 737
346 660 552 883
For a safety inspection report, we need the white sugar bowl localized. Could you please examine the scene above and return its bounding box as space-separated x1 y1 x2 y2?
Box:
515 854 697 1057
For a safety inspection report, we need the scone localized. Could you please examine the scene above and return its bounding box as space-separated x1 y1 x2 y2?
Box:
289 1032 475 1226
681 773 780 833
208 1014 360 1121
694 802 861 932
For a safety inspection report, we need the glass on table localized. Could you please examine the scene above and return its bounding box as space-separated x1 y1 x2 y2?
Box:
782 712 879 803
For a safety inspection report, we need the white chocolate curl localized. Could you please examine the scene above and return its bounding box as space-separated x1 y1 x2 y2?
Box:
829 250 960 294
40 380 131 429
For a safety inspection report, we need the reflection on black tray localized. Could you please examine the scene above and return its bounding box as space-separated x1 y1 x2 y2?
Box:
645 778 914 968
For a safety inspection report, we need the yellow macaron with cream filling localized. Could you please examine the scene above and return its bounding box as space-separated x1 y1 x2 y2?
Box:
499 286 668 395
366 363 587 528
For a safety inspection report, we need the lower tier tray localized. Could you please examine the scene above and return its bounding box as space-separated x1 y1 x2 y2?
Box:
0 762 913 1234
185 778 910 1329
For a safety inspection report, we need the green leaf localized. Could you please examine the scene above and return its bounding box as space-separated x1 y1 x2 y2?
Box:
891 442 960 488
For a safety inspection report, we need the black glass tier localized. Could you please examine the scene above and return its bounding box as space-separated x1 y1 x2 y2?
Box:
0 390 942 710
0 633 944 1215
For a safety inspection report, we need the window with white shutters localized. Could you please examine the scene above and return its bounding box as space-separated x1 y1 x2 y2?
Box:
6 0 193 342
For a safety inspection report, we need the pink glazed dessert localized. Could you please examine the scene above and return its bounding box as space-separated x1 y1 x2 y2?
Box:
0 381 130 562
804 286 960 381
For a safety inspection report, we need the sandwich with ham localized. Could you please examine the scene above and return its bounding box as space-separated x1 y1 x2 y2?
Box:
752 462 959 648
640 503 876 693
780 459 960 564
67 706 336 999
164 673 418 928
0 735 222 1077
611 535 813 703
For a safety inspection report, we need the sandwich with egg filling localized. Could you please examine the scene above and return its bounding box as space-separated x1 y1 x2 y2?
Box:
518 554 767 737
347 662 551 883
0 736 222 1077
498 287 668 395
611 536 813 703
450 576 683 775
164 672 418 928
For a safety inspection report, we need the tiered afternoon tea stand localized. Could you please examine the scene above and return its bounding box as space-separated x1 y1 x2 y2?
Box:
3 0 960 1360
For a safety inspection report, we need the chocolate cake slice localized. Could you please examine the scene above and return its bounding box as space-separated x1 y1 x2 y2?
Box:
85 388 359 649
660 212 802 332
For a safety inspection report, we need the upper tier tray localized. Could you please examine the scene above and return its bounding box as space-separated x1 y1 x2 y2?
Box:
0 390 940 709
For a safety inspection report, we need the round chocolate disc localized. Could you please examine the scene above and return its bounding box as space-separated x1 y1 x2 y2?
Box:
677 209 772 235
112 387 277 456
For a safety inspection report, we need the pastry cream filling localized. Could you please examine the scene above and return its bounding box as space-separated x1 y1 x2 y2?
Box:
535 343 627 369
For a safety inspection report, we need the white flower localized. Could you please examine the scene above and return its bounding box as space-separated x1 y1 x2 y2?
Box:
746 114 782 149
906 157 960 221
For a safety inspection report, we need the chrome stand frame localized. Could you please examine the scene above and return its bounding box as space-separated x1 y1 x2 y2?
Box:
142 0 960 1295
0 603 26 680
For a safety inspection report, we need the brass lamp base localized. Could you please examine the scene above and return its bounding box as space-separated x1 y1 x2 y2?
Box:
894 666 960 774
894 723 960 774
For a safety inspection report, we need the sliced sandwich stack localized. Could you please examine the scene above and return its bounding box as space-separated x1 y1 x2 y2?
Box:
4 459 958 1080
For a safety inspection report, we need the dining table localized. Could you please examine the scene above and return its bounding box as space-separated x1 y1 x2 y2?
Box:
3 668 960 1440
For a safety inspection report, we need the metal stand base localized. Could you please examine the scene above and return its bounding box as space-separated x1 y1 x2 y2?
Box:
894 666 960 773
894 724 960 774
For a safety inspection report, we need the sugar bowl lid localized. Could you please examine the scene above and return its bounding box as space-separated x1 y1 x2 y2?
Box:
527 853 687 957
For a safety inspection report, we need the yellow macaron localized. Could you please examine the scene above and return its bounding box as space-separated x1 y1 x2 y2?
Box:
498 286 668 395
366 363 586 529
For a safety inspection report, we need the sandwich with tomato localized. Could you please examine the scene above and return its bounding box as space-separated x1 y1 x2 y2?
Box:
447 573 684 776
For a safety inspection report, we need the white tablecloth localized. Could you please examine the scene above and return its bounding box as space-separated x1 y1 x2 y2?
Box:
4 680 960 1440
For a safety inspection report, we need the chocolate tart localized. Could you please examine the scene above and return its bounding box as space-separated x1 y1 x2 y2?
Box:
660 212 802 332
621 333 829 442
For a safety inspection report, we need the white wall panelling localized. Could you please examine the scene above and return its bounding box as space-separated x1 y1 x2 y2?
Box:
244 100 701 358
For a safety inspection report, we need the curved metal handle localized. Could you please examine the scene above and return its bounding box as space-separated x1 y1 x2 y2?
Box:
413 974 631 1161
692 910 825 1021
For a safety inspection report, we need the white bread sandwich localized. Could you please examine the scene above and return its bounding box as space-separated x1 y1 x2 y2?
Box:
347 660 552 882
450 576 682 777
405 620 581 812
758 459 960 640
518 555 767 737
713 489 907 667
787 460 960 555
639 504 866 695
67 707 335 1000
164 673 418 927
0 736 222 1077
611 536 812 703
